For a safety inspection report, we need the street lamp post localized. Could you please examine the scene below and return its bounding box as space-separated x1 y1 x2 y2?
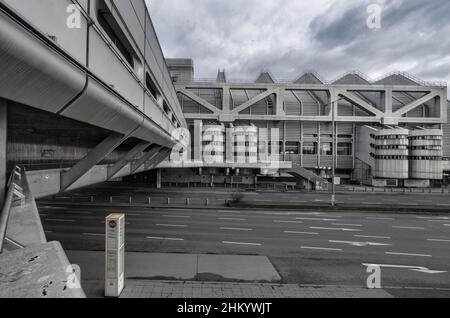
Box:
326 98 344 207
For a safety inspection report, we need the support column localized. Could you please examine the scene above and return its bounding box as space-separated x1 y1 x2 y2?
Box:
107 141 151 180
61 132 126 191
130 146 162 174
156 169 162 189
0 100 7 208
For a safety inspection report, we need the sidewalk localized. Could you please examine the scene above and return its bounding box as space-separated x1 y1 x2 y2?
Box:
82 280 393 298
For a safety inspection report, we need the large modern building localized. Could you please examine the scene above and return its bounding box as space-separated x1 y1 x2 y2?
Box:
158 58 450 188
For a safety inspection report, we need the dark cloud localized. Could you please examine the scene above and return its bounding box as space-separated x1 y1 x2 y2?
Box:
147 0 450 95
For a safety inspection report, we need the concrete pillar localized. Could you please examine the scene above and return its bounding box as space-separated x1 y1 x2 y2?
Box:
156 169 162 189
0 100 7 209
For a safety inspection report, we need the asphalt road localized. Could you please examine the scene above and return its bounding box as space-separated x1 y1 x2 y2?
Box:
55 183 450 207
37 202 450 293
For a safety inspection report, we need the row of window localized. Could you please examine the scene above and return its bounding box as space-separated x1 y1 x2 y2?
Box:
410 136 442 140
96 0 180 129
372 135 408 140
410 146 442 150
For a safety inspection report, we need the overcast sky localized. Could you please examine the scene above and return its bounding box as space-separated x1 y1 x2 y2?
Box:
147 0 450 90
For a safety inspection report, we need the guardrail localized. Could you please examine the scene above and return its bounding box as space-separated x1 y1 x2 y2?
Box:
0 166 25 253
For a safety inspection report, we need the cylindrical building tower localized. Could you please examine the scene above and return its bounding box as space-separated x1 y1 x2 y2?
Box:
374 128 409 179
409 129 443 180
232 125 258 164
202 124 225 164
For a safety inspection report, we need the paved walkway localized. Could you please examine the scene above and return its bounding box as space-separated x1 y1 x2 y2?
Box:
82 280 392 298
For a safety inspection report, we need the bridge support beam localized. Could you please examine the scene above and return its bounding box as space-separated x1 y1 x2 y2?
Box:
0 99 7 208
145 148 171 170
107 141 151 180
130 146 162 174
61 133 126 191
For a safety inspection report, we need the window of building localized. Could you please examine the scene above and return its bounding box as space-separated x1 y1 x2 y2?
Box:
285 142 300 155
337 143 352 156
320 142 333 156
146 73 161 100
268 141 284 154
303 142 317 155
97 0 136 68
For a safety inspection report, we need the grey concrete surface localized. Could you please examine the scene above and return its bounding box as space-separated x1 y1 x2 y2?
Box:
82 279 393 298
67 251 280 283
0 242 85 298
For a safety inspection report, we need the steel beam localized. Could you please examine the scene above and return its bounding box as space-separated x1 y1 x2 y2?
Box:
178 88 219 114
231 88 278 114
107 141 151 180
146 148 172 170
337 89 384 117
130 145 162 174
61 133 126 190
393 91 440 116
0 100 7 209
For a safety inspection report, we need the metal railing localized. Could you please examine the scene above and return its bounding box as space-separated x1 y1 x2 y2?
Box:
0 166 23 253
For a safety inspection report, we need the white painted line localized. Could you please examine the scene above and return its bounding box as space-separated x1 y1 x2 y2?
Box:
386 252 432 258
168 209 192 212
295 217 338 222
163 215 191 219
83 233 105 237
310 227 362 232
274 220 303 224
392 226 425 230
333 223 363 227
427 239 450 243
147 236 185 241
417 216 450 220
219 218 246 221
284 231 319 235
220 227 253 231
222 241 262 246
367 217 395 221
354 235 391 239
362 263 446 274
330 240 392 247
301 246 342 251
156 224 188 228
45 219 76 223
444 224 450 227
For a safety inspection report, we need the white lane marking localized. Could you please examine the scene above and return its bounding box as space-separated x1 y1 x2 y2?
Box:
284 231 319 235
417 216 450 220
367 217 395 221
156 224 188 228
83 233 105 237
295 217 338 222
354 235 391 239
222 241 261 246
167 209 193 212
220 216 247 221
386 252 432 258
163 215 191 219
329 240 392 247
147 236 184 241
362 263 446 274
392 226 424 230
220 227 253 231
427 220 450 223
274 220 303 224
444 224 450 227
427 239 450 242
310 227 362 232
332 223 363 227
301 246 342 251
45 219 75 223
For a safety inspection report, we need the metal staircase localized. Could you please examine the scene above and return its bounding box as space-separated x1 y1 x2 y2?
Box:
287 163 330 190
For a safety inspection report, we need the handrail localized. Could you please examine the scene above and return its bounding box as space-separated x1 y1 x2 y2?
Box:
0 166 22 253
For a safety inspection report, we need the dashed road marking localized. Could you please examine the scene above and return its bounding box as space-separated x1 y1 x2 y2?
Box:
156 224 188 228
392 226 424 230
301 246 342 251
147 236 184 241
222 241 262 246
284 231 319 235
220 227 253 231
386 252 432 258
354 235 391 239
